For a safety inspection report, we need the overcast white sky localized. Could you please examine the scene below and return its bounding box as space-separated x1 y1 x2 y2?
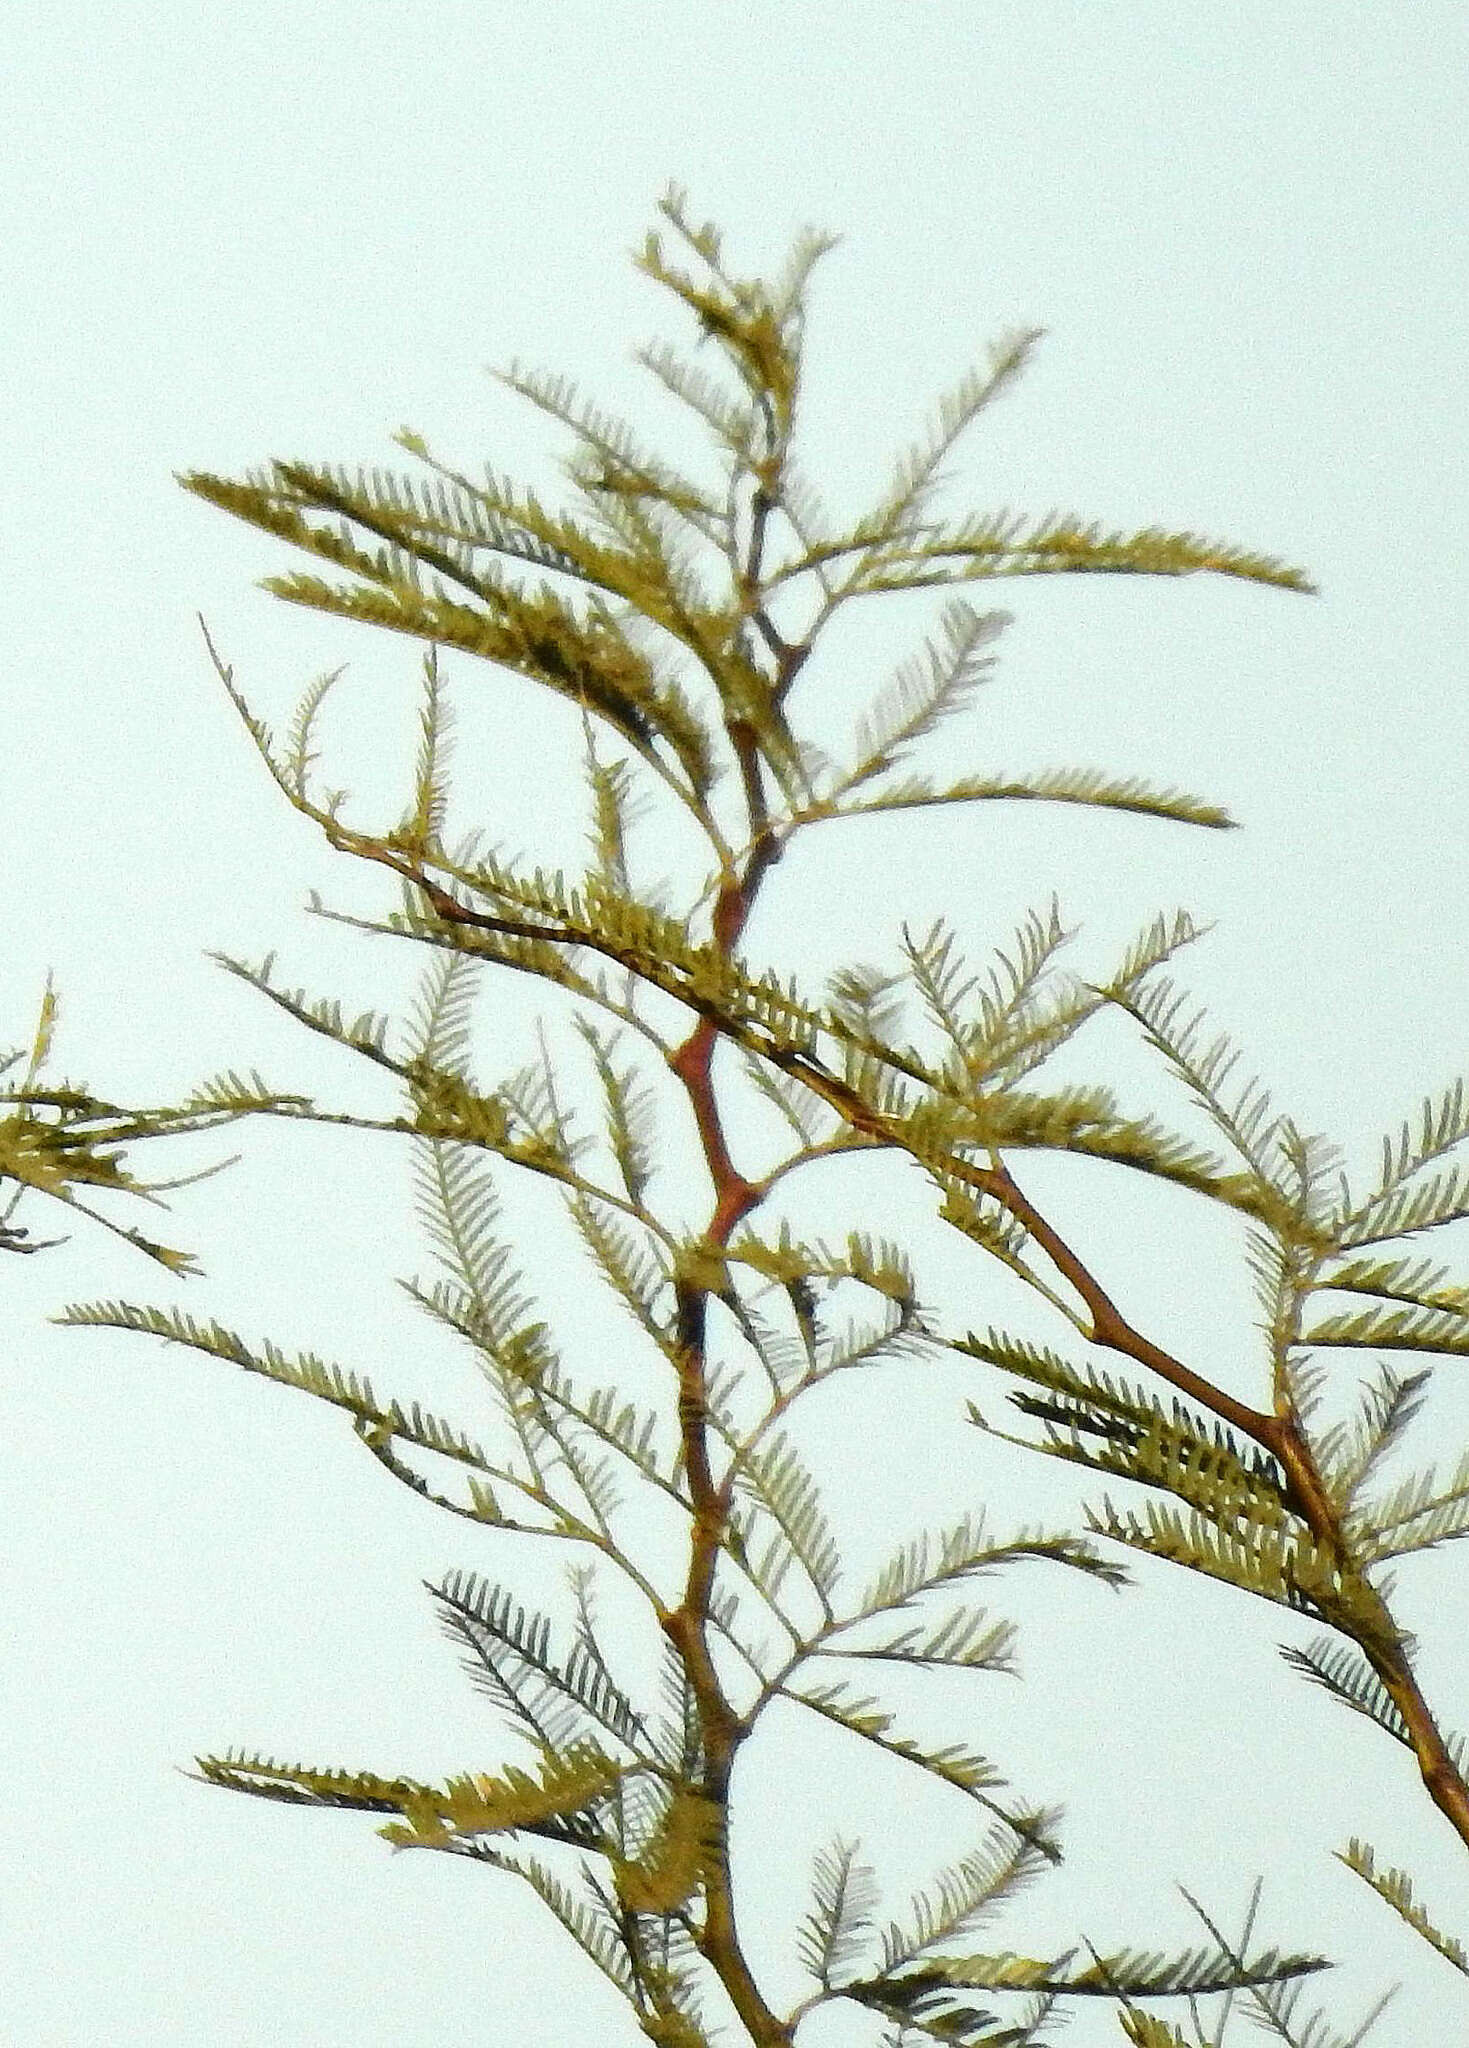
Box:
4 5 1468 2043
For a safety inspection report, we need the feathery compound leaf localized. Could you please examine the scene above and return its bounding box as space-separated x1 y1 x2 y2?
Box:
850 509 1314 594
53 1299 494 1466
399 647 455 852
580 733 641 897
1098 976 1288 1192
1303 1298 1469 1358
860 331 1044 547
498 360 722 526
1119 2018 1194 2048
879 1833 1053 1974
569 1192 677 1358
377 1742 626 1850
731 1431 842 1617
575 1018 658 1206
797 1836 879 1987
208 951 407 1080
281 662 348 800
1339 1839 1469 1978
1354 1449 1469 1562
1311 1358 1431 1508
832 1603 1017 1676
787 1679 1059 1861
431 1570 650 1755
726 1223 917 1309
1317 1249 1469 1319
194 1751 442 1813
1083 1497 1394 1646
838 602 1009 795
829 766 1235 833
634 337 759 465
733 1047 839 1146
612 1786 721 1914
956 1331 1291 1537
1278 1636 1414 1748
1338 1077 1469 1247
637 186 808 439
862 1510 1126 1615
471 1845 638 1993
877 1942 1327 1999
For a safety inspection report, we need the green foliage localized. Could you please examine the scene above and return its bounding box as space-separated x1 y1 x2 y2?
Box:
1 977 279 1270
64 186 1469 2043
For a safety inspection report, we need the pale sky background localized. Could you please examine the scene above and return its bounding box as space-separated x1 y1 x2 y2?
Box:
4 5 1468 2044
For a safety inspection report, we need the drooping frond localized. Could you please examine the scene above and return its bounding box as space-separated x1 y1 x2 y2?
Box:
915 1083 1264 1225
466 1842 639 1995
840 508 1315 597
401 942 480 1079
1278 1636 1414 1749
963 1332 1294 1543
185 461 723 801
408 1125 535 1357
787 1679 1003 1795
1083 1495 1394 1651
861 1510 1127 1616
821 765 1236 833
786 1677 1059 1862
54 1297 496 1466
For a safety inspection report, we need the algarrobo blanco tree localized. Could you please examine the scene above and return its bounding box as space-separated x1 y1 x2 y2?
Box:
60 191 1469 2044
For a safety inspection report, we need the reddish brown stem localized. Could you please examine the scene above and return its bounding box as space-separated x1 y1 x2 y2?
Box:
982 1157 1469 1856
